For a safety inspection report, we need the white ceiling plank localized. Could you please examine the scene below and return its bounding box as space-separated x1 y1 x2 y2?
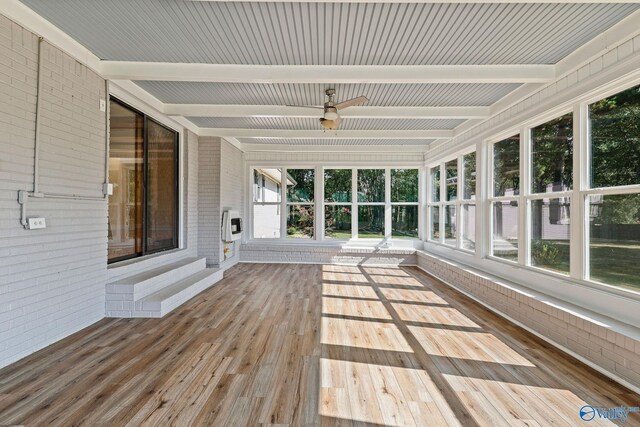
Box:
241 143 429 154
197 129 453 139
187 0 639 2
164 104 490 119
1 0 101 72
100 63 555 84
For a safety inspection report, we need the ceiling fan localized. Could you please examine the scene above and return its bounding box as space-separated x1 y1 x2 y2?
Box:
292 89 368 130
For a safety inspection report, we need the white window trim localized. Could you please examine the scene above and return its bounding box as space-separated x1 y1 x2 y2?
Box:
427 149 478 253
249 165 422 243
424 77 640 306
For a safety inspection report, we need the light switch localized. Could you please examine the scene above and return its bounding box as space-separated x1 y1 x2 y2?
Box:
99 99 106 112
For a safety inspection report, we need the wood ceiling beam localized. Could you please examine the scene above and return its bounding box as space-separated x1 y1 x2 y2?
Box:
164 105 490 119
100 63 555 84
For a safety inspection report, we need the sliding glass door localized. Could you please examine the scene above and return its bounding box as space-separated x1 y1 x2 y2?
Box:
108 98 178 263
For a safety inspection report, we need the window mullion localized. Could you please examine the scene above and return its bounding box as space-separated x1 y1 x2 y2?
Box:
440 162 445 244
352 168 357 239
316 166 322 240
385 168 391 240
520 127 531 266
280 168 287 240
457 154 463 249
572 103 588 280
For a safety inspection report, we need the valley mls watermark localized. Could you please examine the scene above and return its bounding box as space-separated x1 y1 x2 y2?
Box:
579 405 640 422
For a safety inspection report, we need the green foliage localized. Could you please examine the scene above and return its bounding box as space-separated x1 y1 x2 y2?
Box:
531 240 560 266
463 152 476 200
391 169 419 202
324 169 351 202
493 135 520 197
287 204 314 237
287 169 314 202
593 194 640 225
531 113 573 193
590 84 640 189
357 169 385 202
431 168 441 202
445 160 457 201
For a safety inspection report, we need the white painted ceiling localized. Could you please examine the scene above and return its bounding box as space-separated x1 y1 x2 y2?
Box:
17 1 640 147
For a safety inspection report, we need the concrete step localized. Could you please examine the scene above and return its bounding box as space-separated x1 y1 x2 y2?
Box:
134 268 224 317
106 257 206 301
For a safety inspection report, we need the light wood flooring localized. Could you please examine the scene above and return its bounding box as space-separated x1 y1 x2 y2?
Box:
0 263 638 426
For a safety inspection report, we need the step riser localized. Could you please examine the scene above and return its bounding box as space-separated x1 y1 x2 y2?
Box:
106 258 206 301
139 271 224 315
106 270 223 318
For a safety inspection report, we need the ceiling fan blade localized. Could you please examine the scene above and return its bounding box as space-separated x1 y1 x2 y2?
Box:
334 96 368 110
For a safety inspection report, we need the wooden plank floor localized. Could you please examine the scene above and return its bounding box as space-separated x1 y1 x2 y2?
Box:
0 263 638 426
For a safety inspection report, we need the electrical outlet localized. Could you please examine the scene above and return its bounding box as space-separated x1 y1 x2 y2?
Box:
99 99 106 112
27 217 46 230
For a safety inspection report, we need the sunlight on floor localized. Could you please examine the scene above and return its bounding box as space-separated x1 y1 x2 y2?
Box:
393 304 481 328
320 316 413 352
380 287 450 304
319 359 455 427
409 327 536 366
321 296 392 320
322 283 379 298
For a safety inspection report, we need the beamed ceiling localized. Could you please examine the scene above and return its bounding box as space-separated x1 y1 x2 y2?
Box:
15 0 640 148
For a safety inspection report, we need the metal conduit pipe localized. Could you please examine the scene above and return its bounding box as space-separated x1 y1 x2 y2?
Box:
18 38 111 228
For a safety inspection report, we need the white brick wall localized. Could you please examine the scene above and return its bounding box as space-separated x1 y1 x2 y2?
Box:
0 16 106 368
197 136 221 266
240 244 417 266
197 137 244 267
416 251 640 392
219 139 243 267
185 130 199 255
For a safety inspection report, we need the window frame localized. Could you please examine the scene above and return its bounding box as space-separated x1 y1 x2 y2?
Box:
248 166 421 242
107 97 180 264
427 149 477 252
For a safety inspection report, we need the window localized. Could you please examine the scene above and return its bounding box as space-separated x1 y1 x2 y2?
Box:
357 169 385 237
529 113 573 274
391 169 419 238
462 152 477 251
251 167 421 241
107 99 178 263
428 152 475 249
324 169 352 239
428 167 441 241
587 84 640 292
252 168 282 238
491 135 520 261
287 169 315 238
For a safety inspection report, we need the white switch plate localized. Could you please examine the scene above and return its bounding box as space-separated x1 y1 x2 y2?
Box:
99 99 106 112
27 217 46 230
